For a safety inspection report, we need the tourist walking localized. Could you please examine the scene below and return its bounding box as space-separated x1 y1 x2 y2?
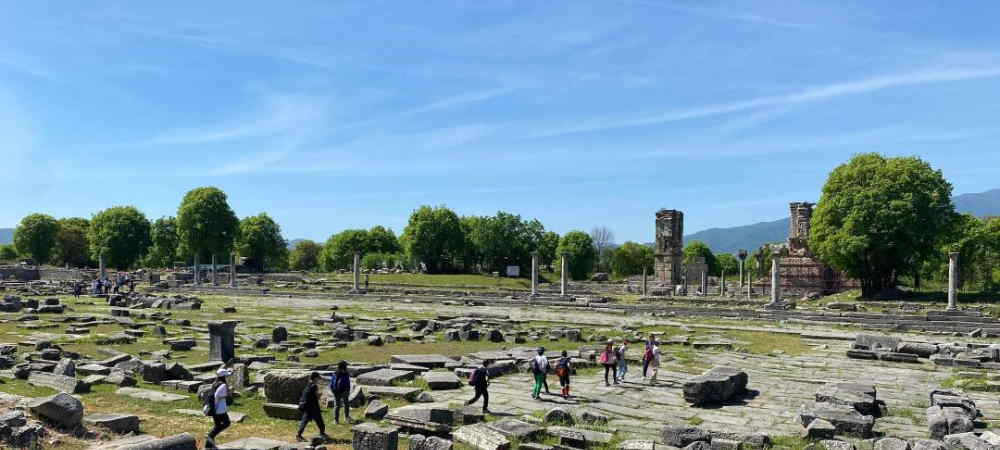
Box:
330 361 352 424
465 360 490 413
556 350 572 398
205 368 233 448
72 282 81 299
297 372 330 442
648 343 662 385
616 341 629 383
642 334 655 378
598 341 618 386
531 347 549 400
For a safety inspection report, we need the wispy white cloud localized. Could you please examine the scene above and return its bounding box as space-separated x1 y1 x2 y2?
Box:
619 0 809 28
144 92 328 146
525 66 1000 139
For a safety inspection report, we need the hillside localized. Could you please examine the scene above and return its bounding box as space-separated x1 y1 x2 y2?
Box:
0 228 11 245
685 188 1000 255
684 218 789 255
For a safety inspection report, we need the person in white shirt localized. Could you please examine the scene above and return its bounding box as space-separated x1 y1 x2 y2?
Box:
206 368 232 448
531 347 549 399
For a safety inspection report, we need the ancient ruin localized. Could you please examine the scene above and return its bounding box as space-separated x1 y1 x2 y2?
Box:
778 202 858 296
653 209 683 286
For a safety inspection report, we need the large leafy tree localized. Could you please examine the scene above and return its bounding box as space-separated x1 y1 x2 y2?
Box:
52 217 93 267
401 205 465 273
367 226 401 254
176 187 240 267
146 217 179 268
683 241 719 276
715 253 738 277
810 153 955 297
609 241 654 277
556 231 596 280
320 229 371 271
289 240 322 271
13 213 59 264
0 245 18 262
935 215 1000 291
461 212 545 274
237 213 288 272
88 206 152 269
538 231 560 269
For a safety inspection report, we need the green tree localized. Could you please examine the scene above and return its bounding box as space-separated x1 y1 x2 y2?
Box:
538 231 560 269
52 217 93 267
289 240 322 271
88 206 152 269
401 205 465 273
320 229 370 271
237 213 288 272
177 187 240 269
556 231 596 280
459 216 486 272
749 244 782 280
0 245 17 262
13 213 59 264
609 241 654 277
716 253 738 277
810 153 955 297
367 226 401 254
146 217 179 268
683 241 719 276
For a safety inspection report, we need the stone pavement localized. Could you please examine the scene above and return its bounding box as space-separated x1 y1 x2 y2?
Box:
429 338 999 440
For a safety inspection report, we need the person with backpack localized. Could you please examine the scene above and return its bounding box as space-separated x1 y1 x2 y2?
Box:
465 360 490 413
642 334 656 378
598 341 618 386
329 361 352 424
531 347 549 400
556 350 572 398
296 372 329 442
648 343 662 385
204 368 232 448
615 341 629 384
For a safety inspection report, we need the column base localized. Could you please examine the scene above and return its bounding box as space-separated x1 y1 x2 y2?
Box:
349 289 368 295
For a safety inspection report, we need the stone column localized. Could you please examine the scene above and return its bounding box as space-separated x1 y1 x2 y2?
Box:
211 254 217 286
99 254 106 280
530 253 539 297
948 252 959 310
700 271 707 296
560 255 568 297
229 253 237 288
738 259 744 290
770 258 780 303
194 253 200 285
720 271 726 297
352 253 361 292
208 320 237 362
641 267 647 296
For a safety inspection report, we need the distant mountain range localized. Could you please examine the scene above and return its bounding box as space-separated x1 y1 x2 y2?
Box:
0 228 11 246
684 188 1000 254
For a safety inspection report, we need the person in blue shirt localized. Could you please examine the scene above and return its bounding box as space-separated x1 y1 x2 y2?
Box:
330 361 352 424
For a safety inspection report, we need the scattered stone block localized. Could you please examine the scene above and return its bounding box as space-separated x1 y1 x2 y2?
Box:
216 437 291 450
27 392 84 429
358 368 415 386
366 400 389 420
454 423 510 450
682 367 748 405
422 371 461 390
84 413 141 434
352 423 399 450
263 370 311 404
115 387 187 402
28 371 89 394
262 403 301 420
486 419 542 440
660 426 711 448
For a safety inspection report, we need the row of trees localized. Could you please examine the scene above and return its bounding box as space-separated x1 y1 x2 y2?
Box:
5 187 290 273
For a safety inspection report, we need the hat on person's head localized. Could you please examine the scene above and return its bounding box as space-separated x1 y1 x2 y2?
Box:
217 368 233 377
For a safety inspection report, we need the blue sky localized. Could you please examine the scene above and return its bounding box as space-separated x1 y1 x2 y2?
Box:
3 1 1000 244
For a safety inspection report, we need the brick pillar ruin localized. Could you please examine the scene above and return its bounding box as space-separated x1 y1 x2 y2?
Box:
788 202 814 257
654 209 683 286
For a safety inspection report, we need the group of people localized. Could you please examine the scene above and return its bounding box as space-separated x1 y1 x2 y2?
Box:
86 273 135 296
202 360 354 448
600 334 663 385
